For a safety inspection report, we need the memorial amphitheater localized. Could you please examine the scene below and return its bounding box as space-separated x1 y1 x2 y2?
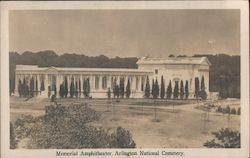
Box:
14 57 211 98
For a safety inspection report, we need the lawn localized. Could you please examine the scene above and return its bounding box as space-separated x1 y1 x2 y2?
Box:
10 96 240 148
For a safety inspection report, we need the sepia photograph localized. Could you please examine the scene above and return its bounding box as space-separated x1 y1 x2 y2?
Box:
1 1 249 158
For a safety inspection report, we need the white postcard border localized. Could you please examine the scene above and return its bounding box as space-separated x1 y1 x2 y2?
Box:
1 1 249 158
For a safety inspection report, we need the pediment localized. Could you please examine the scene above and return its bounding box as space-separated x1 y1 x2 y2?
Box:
46 66 58 73
201 57 212 66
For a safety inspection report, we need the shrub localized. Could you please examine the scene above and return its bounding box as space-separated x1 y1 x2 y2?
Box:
230 108 236 115
14 104 136 149
217 106 222 113
110 126 136 148
10 122 17 149
204 128 240 148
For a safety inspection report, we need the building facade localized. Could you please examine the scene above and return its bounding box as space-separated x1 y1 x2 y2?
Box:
14 57 211 99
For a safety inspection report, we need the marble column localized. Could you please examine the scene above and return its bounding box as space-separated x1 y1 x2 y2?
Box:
99 75 102 90
45 74 49 95
56 74 60 96
15 74 19 95
138 76 142 92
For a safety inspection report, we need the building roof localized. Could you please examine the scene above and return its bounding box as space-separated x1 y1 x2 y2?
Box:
136 57 211 66
15 65 153 74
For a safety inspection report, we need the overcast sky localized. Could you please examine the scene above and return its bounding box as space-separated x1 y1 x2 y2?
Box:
9 9 240 57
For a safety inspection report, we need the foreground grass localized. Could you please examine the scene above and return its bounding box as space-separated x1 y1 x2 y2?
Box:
10 96 240 148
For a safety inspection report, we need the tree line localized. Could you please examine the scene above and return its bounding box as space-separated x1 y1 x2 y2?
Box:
143 75 207 100
9 51 240 98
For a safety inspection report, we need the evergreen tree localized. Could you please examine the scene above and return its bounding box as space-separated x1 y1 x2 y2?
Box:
40 80 45 91
160 76 165 99
23 78 29 97
75 81 78 97
145 76 150 98
54 85 57 96
86 78 90 97
35 78 38 96
83 78 90 97
153 79 159 99
166 80 172 99
18 79 22 97
30 77 35 97
180 80 184 99
199 76 207 100
78 79 81 97
113 78 117 98
70 79 75 98
151 79 155 98
59 83 65 98
64 77 68 97
119 78 125 98
48 86 51 98
126 79 131 98
185 80 189 99
173 81 179 99
107 87 111 99
116 85 120 98
83 79 87 97
195 77 200 100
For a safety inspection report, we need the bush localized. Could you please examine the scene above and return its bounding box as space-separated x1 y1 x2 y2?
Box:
13 104 136 149
10 122 17 149
217 106 222 113
230 108 236 115
204 128 240 148
110 126 136 148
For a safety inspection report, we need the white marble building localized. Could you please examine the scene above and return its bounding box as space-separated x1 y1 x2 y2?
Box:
15 57 211 98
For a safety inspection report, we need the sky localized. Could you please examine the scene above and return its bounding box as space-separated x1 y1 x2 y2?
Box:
9 9 240 57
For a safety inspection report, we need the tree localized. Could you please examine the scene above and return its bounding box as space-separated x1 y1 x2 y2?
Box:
54 85 57 97
113 78 117 98
30 77 35 97
237 107 241 115
173 81 179 99
78 79 81 97
115 85 120 98
59 83 65 98
204 128 240 148
151 79 155 98
110 126 136 148
119 78 125 98
40 80 45 91
75 81 78 98
145 76 150 98
166 80 172 99
85 78 90 97
185 80 189 99
180 80 184 99
18 79 22 97
70 79 75 98
64 77 68 97
199 76 207 100
107 88 111 99
126 79 131 98
160 76 165 99
195 77 200 100
35 78 38 96
23 78 29 97
153 79 159 99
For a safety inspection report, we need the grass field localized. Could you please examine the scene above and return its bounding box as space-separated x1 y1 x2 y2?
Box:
10 96 240 148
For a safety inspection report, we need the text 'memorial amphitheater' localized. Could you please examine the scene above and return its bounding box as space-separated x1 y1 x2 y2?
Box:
15 57 211 98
